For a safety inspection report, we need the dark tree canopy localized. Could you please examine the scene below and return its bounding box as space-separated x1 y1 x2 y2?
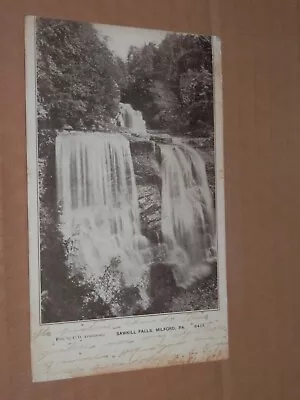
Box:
37 20 213 136
122 33 214 135
36 18 122 130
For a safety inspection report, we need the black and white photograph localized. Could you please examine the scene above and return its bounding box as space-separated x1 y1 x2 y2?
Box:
31 17 221 324
25 16 227 381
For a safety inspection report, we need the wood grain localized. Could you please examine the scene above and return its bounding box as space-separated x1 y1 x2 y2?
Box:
1 0 300 399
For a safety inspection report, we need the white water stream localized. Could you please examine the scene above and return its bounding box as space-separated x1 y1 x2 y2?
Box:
55 132 151 292
159 142 216 288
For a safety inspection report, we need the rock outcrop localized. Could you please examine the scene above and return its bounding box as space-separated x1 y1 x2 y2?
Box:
130 140 162 244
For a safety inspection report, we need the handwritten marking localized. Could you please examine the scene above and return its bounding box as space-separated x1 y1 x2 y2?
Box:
32 311 228 380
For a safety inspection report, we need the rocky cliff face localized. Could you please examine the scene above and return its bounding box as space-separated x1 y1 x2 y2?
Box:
130 140 162 244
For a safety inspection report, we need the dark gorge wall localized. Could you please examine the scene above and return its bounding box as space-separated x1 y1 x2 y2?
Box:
130 140 162 244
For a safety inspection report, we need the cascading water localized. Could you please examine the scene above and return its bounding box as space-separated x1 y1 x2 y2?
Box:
117 103 150 139
159 142 216 288
55 132 152 302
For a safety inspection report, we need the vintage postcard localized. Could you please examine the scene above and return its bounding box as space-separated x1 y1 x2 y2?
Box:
25 15 228 382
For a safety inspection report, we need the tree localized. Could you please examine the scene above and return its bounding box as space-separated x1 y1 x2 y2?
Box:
123 32 214 135
36 18 123 130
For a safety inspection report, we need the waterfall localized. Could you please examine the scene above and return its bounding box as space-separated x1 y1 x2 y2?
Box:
117 103 150 139
55 132 151 296
159 142 216 288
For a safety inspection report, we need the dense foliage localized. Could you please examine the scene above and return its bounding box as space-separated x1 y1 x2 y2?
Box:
37 19 213 135
36 18 123 130
123 33 214 135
